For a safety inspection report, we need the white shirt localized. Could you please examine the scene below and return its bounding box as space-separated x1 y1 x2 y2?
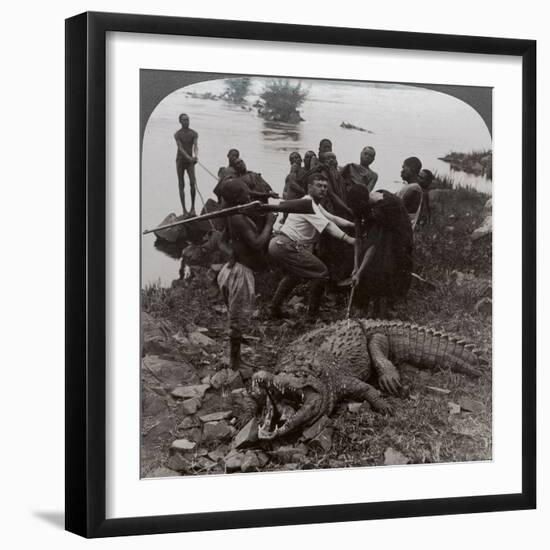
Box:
279 196 331 244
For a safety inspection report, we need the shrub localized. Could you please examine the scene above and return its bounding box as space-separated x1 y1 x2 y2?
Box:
257 79 309 123
222 77 251 103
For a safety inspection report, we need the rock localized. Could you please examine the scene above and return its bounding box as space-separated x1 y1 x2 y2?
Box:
172 332 191 346
144 356 199 388
459 397 484 414
181 397 202 415
141 313 176 355
199 410 233 423
284 463 299 470
166 454 193 472
170 438 196 452
211 263 223 272
179 427 202 443
302 415 331 440
201 376 211 385
178 416 200 430
241 451 261 473
208 445 229 462
309 428 334 452
484 198 492 212
223 451 244 472
475 297 492 316
384 447 409 465
142 387 168 416
211 369 243 390
256 451 270 468
232 418 259 449
471 215 492 241
202 421 234 442
153 212 188 243
270 445 308 464
147 467 180 478
448 401 461 415
171 384 210 400
142 416 177 446
188 331 217 347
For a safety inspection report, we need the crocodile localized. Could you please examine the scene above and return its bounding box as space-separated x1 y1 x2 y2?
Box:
249 319 488 440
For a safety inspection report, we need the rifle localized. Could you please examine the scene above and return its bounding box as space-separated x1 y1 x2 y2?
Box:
142 198 315 235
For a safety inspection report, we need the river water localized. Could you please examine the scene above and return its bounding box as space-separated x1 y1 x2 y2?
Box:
142 78 492 287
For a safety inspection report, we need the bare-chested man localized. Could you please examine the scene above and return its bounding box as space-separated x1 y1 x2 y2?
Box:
217 180 277 369
397 156 423 225
174 113 199 216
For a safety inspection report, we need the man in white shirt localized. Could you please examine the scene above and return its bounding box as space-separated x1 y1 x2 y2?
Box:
268 174 355 320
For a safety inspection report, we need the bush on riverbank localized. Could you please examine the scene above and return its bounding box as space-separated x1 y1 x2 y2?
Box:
439 149 492 179
221 77 251 103
256 79 308 123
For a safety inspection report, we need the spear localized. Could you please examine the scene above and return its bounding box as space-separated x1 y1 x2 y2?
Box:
142 198 315 235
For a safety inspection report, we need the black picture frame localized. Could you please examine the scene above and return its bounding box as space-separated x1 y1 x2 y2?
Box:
65 11 536 538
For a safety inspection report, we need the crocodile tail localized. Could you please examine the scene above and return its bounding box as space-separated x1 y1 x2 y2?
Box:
419 328 486 376
362 320 488 376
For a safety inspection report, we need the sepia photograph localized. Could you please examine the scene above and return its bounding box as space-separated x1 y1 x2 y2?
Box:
140 71 493 479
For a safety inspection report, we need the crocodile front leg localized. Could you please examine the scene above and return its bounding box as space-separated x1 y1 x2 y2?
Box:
368 332 402 396
339 375 394 415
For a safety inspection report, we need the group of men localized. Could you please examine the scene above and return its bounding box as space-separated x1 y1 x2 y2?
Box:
174 113 434 370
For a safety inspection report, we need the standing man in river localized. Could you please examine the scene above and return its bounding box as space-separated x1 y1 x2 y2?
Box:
174 113 199 216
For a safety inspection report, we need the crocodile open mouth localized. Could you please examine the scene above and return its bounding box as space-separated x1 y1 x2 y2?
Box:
251 373 321 440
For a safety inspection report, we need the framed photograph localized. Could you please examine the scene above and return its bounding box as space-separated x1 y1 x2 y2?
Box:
65 11 536 538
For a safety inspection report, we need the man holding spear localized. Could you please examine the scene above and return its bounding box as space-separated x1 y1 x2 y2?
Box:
216 180 277 370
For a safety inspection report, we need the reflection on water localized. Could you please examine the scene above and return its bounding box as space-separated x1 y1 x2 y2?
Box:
142 77 492 287
261 121 301 142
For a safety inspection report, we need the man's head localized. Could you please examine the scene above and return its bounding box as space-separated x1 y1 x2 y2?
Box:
304 150 316 170
289 152 302 166
220 180 250 206
319 138 333 155
320 151 338 169
178 113 190 128
234 158 247 176
418 169 434 190
347 183 371 218
227 148 240 167
309 174 329 202
360 146 376 167
400 156 422 183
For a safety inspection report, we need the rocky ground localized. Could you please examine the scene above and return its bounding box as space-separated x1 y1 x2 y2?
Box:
141 185 493 478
